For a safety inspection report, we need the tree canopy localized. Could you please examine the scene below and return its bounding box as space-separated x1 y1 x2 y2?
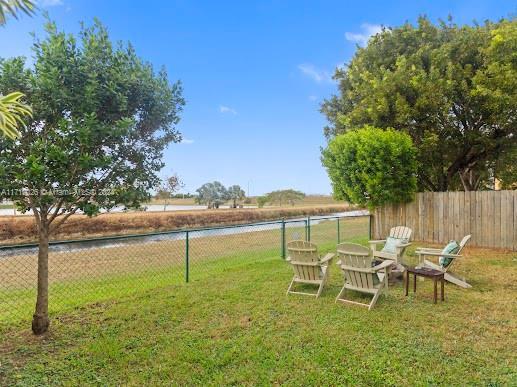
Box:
156 173 184 210
321 17 516 191
322 126 417 208
195 181 228 209
0 19 184 333
227 185 246 208
265 189 305 206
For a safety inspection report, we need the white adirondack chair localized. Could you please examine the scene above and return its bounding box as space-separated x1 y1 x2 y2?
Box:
369 226 412 267
286 240 335 297
335 243 394 310
416 235 472 288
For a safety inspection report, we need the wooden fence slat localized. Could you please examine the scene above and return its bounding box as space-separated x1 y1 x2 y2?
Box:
464 191 470 245
449 191 455 243
500 191 508 249
418 193 425 242
514 192 517 250
494 191 501 248
475 191 482 247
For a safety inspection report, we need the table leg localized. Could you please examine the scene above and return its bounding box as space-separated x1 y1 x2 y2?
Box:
441 276 444 301
433 279 437 304
405 271 409 296
413 273 416 293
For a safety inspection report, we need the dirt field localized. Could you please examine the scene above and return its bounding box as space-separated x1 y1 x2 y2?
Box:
0 204 355 244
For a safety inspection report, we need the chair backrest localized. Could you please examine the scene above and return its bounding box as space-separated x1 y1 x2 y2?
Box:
458 235 471 253
287 240 320 281
337 243 376 290
389 226 412 240
441 235 472 270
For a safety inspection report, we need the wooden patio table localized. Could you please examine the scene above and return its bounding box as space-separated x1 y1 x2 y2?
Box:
405 266 445 304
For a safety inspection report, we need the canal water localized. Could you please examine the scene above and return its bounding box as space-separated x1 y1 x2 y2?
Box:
0 210 368 257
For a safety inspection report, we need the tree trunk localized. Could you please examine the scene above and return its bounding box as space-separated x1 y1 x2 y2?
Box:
32 220 50 335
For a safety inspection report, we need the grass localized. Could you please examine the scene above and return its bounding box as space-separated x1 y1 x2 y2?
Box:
0 217 368 327
1 241 515 385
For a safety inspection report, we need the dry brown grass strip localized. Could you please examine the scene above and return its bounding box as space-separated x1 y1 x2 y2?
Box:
0 204 354 244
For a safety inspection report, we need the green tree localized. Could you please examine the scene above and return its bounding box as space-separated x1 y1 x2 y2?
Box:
0 0 35 139
227 185 245 208
195 181 228 209
0 20 184 334
156 173 184 211
322 126 417 208
265 189 305 206
256 195 268 208
322 17 516 191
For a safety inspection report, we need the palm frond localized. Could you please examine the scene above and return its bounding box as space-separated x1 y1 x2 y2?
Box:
0 0 35 25
0 92 33 140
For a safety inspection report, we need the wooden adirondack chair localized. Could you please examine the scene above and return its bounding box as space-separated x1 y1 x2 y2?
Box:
286 240 335 297
369 226 412 267
335 243 394 310
416 235 472 288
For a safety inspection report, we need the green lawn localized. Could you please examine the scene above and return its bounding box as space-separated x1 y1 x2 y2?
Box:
1 244 515 386
0 217 368 328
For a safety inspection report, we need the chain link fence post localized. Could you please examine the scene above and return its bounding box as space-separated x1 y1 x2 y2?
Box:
185 231 189 283
337 217 340 244
307 216 311 242
368 214 373 241
281 218 286 259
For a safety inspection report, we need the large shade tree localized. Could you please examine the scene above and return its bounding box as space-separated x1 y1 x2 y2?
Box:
195 181 228 209
322 17 516 191
227 185 245 208
0 20 185 334
265 189 305 206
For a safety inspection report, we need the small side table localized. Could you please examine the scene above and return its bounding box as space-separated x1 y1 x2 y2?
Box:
405 266 445 304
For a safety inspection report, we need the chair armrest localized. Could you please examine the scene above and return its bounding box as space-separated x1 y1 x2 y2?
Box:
290 261 320 266
416 251 462 259
368 239 386 245
395 242 412 248
339 265 375 274
372 260 395 271
416 247 442 253
319 253 335 265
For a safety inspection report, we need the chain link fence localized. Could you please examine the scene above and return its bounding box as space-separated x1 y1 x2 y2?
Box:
0 214 370 328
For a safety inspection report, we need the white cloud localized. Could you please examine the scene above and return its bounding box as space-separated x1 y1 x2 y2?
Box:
345 23 383 46
297 63 333 83
38 0 64 6
308 95 317 101
219 105 237 115
180 138 194 144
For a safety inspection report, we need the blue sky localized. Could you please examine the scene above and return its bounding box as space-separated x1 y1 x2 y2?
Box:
1 0 515 195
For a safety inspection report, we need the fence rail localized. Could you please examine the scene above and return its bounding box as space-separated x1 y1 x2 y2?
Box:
371 190 516 250
0 213 370 328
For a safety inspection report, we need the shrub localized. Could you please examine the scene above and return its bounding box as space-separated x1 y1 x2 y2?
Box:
322 126 417 209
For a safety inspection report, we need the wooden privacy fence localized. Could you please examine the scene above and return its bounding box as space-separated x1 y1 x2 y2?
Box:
371 190 516 250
